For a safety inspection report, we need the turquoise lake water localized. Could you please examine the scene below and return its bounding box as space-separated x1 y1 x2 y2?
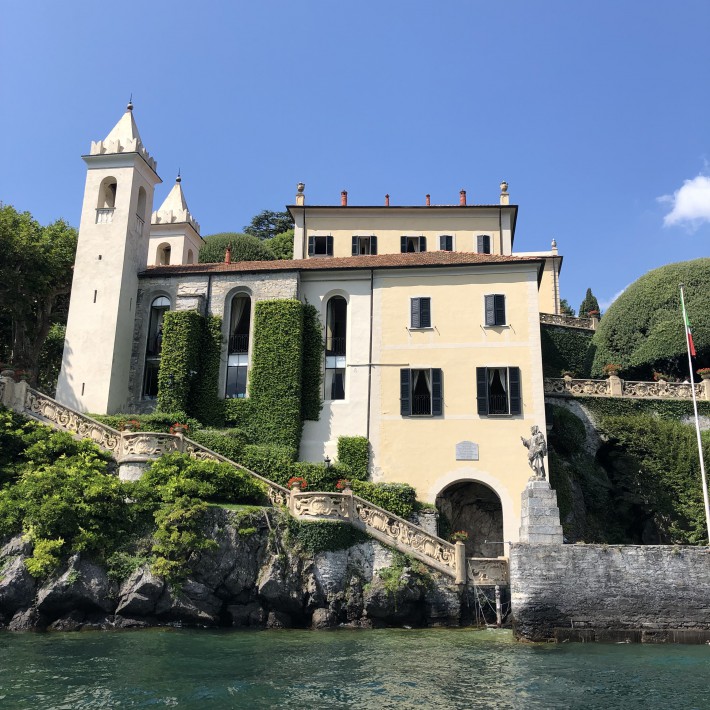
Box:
0 627 708 709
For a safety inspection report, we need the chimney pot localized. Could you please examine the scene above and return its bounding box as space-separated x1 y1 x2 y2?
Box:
341 190 348 207
225 245 232 265
385 194 390 206
425 194 431 206
459 190 467 206
296 182 305 206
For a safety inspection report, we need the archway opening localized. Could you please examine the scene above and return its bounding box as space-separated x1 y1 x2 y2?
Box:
436 481 504 558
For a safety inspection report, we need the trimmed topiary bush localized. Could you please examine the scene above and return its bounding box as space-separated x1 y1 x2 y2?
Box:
337 436 370 480
190 428 251 461
301 303 323 421
286 518 369 554
540 325 593 378
350 481 417 520
198 233 275 264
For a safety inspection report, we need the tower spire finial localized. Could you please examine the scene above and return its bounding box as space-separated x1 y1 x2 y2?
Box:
176 168 181 184
127 93 133 111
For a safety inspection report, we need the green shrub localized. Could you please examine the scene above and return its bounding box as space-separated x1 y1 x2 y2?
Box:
540 325 593 378
286 518 369 554
265 230 294 260
191 315 224 426
579 396 710 419
548 406 586 456
190 428 251 461
222 398 258 438
238 444 297 484
289 461 349 491
337 436 370 480
351 481 417 519
25 538 65 578
90 411 202 434
301 303 323 421
198 233 275 264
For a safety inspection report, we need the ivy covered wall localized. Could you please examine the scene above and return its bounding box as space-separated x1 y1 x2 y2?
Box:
540 324 594 378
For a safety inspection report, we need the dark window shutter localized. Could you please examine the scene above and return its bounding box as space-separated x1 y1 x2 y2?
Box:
431 368 442 415
420 297 431 328
308 236 315 256
476 367 489 415
411 298 421 329
326 236 334 255
371 236 377 255
352 236 359 256
440 235 452 251
509 367 521 415
494 294 506 325
401 236 407 253
400 369 411 416
477 235 491 254
484 295 495 326
419 236 427 252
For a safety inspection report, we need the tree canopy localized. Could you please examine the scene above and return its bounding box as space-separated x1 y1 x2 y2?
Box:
579 288 600 316
265 229 294 260
590 258 710 379
198 232 275 264
243 210 294 241
559 299 575 317
0 205 77 385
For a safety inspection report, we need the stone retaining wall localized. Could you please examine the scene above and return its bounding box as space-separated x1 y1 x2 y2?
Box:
510 543 710 642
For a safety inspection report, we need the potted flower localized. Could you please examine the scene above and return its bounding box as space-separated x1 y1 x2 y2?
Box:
121 419 141 432
450 530 469 543
561 370 575 380
602 363 621 377
652 371 676 383
587 309 600 318
697 368 710 381
287 476 308 491
170 422 189 435
336 479 352 491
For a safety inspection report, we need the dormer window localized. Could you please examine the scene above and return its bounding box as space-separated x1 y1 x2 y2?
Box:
352 236 378 255
401 236 427 253
477 235 492 254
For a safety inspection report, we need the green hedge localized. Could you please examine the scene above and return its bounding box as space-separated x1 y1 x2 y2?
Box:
191 315 224 426
301 303 323 421
248 300 303 449
289 461 349 491
337 436 369 480
350 480 417 519
286 518 369 554
238 444 297 481
91 411 203 434
189 428 251 461
578 396 710 419
540 324 593 377
157 311 203 413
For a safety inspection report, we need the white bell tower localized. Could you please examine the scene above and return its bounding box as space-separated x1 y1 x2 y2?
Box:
56 101 162 414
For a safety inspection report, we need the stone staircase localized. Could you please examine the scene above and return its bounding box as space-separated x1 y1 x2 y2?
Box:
0 377 508 586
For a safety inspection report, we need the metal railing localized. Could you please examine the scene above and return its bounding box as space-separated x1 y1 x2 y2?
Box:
411 394 432 415
325 337 346 356
96 208 114 224
229 333 249 354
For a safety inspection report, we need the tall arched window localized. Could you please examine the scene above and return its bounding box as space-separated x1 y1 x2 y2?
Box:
157 243 171 265
226 294 251 398
143 296 170 398
187 249 194 264
325 296 347 400
96 177 117 223
136 187 147 235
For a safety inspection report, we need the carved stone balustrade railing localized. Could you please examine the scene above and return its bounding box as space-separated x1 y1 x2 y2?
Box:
467 558 509 586
545 376 709 401
540 313 597 330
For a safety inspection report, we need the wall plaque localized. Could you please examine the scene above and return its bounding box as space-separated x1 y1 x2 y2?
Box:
456 441 479 461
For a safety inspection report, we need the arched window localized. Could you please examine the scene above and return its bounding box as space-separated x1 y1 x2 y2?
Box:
157 243 171 266
187 249 194 264
136 187 147 235
96 177 117 223
325 296 347 400
143 296 170 398
226 294 251 398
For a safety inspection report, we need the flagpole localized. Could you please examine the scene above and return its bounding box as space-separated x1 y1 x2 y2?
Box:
680 283 710 544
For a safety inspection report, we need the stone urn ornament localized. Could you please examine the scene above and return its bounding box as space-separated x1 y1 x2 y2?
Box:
521 425 548 481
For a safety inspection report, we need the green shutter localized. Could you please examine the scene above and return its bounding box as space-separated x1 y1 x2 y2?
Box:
484 295 495 325
431 368 442 415
308 236 315 256
494 294 506 325
509 367 521 415
326 236 334 255
420 297 431 328
400 369 411 416
419 236 427 252
401 236 407 253
411 298 421 329
352 236 359 256
476 367 488 415
371 236 377 255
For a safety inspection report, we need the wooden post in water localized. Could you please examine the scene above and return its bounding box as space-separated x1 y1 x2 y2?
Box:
495 585 502 628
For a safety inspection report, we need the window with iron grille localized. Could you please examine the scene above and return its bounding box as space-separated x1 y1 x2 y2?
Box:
476 367 521 415
400 368 443 416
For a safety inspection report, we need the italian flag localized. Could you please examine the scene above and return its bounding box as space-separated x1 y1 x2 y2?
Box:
682 297 697 357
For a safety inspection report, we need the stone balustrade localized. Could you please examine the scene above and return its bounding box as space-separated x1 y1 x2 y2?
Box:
545 375 709 401
540 312 597 330
466 558 509 586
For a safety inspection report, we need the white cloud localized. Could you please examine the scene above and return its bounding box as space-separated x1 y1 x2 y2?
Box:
659 174 710 228
599 285 628 312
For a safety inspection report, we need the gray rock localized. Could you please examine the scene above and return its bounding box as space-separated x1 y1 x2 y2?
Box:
363 570 425 624
311 607 337 629
0 555 37 615
36 555 117 616
226 602 265 628
424 581 461 626
8 606 42 631
155 580 222 626
257 554 306 615
116 566 164 616
47 609 85 631
1 535 32 558
266 610 292 629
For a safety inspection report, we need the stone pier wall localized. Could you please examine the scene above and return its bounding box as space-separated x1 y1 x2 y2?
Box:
510 544 710 642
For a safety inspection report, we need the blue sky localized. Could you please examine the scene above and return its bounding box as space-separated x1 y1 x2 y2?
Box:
1 1 708 312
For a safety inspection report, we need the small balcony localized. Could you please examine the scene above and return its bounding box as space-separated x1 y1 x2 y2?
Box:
411 394 432 416
229 333 249 354
488 394 509 415
96 208 115 224
325 337 346 356
135 213 145 236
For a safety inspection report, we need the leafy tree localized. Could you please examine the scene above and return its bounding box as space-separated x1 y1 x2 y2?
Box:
590 258 710 379
579 288 600 316
559 299 576 317
0 205 77 384
198 232 275 264
243 210 294 241
265 229 294 260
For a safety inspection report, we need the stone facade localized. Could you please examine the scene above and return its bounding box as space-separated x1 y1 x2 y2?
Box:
510 544 710 642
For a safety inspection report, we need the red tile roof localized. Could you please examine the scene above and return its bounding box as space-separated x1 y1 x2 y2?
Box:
141 251 543 278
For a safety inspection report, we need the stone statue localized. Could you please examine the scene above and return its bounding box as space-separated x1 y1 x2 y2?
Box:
521 425 548 480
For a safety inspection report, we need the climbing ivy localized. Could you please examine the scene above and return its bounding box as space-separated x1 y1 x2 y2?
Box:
191 315 224 426
157 311 202 413
301 303 323 421
540 324 593 377
286 518 369 554
577 396 710 419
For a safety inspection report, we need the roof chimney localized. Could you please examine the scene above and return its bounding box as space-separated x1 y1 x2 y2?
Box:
500 181 509 206
225 245 232 264
341 190 348 207
425 194 431 206
296 182 305 206
385 194 390 206
459 189 467 206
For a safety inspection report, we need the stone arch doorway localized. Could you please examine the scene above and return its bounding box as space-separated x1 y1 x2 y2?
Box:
436 481 504 558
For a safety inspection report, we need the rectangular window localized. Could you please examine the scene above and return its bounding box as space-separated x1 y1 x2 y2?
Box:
439 235 453 251
477 234 491 254
410 297 432 329
400 368 442 416
308 235 334 256
476 367 521 416
484 294 506 326
226 365 248 398
351 235 378 255
400 236 427 253
325 368 345 400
